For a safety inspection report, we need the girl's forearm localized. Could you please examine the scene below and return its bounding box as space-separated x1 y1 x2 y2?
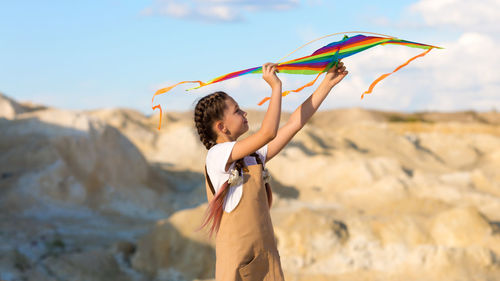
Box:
289 81 333 130
260 84 283 138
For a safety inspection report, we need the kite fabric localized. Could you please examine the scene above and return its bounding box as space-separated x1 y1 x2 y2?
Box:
152 33 441 129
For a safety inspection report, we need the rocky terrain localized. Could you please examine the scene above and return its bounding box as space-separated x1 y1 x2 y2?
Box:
1 92 500 281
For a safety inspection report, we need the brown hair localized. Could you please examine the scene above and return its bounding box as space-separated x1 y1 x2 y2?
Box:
194 91 272 237
194 91 229 150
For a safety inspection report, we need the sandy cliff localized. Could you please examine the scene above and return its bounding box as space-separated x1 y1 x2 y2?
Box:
1 92 500 281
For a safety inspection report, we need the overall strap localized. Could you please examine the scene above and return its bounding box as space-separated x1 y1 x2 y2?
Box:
204 165 216 196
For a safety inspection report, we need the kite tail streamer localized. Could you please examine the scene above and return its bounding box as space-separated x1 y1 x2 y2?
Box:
257 72 325 106
152 104 163 130
151 80 206 130
361 48 434 99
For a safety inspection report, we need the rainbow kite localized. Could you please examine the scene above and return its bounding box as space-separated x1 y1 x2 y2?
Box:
152 32 441 129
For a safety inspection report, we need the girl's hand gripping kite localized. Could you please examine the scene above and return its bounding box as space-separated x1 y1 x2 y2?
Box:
152 31 442 129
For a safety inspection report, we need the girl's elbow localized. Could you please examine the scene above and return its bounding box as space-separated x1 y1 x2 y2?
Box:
268 130 278 141
260 129 277 142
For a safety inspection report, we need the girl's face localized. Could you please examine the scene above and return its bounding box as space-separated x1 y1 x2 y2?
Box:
221 97 248 139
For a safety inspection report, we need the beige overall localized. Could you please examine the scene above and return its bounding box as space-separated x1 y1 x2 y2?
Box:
205 163 285 281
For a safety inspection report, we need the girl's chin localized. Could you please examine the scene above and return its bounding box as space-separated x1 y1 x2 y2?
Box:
240 126 249 135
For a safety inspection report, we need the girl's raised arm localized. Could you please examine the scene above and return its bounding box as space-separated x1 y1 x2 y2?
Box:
266 61 348 162
226 63 282 168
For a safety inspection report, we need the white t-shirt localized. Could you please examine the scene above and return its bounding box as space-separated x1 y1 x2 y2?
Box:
206 141 268 213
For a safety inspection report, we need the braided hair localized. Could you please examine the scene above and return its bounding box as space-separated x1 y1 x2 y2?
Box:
195 91 272 236
194 91 229 150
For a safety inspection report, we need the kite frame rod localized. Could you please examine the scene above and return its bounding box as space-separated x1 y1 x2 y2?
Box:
276 31 396 64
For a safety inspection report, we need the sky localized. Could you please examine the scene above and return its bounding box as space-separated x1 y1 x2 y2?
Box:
1 0 499 115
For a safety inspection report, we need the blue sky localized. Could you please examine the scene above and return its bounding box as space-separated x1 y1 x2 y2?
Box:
1 0 498 114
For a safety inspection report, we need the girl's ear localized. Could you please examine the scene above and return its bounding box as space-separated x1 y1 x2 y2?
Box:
214 121 227 134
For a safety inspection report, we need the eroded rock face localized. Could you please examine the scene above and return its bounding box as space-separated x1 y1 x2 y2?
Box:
42 250 133 281
0 93 26 119
271 205 500 280
0 107 173 219
131 204 215 281
2 92 500 281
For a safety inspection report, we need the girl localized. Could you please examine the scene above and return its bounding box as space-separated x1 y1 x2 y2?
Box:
195 62 348 281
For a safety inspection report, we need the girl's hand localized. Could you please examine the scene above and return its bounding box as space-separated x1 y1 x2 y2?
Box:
323 60 348 88
262 62 282 89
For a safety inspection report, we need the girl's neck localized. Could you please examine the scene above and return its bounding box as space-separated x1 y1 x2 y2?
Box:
216 134 237 143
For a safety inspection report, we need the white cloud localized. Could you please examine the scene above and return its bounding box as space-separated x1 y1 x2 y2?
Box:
141 0 299 22
404 0 500 111
199 5 238 22
410 0 500 32
352 0 500 112
162 1 191 18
